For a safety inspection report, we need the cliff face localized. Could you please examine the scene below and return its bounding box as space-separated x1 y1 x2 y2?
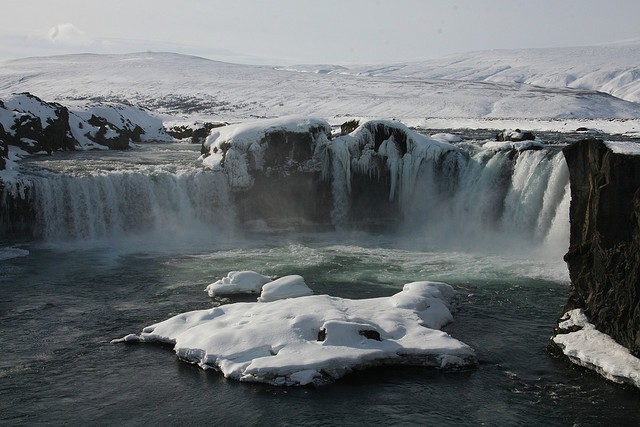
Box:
561 138 640 357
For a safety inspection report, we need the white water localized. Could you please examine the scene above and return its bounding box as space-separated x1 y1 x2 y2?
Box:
414 149 569 258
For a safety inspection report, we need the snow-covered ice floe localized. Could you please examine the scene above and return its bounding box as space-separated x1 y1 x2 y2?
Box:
115 280 477 386
205 270 273 296
204 271 313 302
552 309 640 389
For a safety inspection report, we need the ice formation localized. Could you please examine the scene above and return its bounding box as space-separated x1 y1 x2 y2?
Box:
118 280 476 386
201 117 332 189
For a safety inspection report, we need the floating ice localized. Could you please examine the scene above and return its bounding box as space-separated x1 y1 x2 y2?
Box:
119 280 476 386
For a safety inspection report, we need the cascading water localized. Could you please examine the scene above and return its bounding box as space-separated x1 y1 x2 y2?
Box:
1 127 569 260
326 123 570 256
1 145 236 242
29 169 234 240
400 147 570 254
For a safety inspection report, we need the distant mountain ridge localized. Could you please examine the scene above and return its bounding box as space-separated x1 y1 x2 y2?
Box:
0 43 639 122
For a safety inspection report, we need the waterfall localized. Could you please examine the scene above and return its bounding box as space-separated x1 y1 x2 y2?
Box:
405 147 570 254
319 120 570 254
1 122 570 257
25 168 235 241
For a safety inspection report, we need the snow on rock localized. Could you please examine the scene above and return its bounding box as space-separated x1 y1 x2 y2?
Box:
2 92 59 130
0 93 76 155
482 140 544 152
0 92 172 161
201 117 332 190
389 281 454 329
205 270 273 297
67 101 171 149
120 280 476 386
604 140 640 156
258 275 313 302
430 133 462 144
496 129 536 142
552 309 640 389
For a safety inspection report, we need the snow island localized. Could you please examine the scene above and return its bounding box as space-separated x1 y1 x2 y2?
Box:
115 273 477 386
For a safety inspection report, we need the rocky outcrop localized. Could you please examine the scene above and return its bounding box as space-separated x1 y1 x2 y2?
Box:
496 129 535 142
201 118 466 231
0 93 174 169
166 122 227 144
555 138 640 358
0 93 76 156
201 119 333 228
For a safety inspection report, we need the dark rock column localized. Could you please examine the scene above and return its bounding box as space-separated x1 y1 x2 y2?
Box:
559 138 640 357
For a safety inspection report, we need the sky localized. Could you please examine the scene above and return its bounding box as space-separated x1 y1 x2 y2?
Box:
1 0 640 65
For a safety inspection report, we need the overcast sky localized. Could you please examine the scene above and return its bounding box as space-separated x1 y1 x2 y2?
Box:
2 0 639 65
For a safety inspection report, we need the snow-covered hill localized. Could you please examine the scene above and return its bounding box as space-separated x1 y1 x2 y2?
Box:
0 43 639 130
284 42 640 104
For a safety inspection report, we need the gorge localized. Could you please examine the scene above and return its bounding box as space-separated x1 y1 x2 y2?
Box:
2 99 639 389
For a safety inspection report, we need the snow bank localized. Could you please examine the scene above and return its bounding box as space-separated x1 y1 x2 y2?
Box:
430 133 462 144
482 140 544 152
119 280 476 386
205 271 313 302
552 309 640 389
205 270 273 296
258 275 313 302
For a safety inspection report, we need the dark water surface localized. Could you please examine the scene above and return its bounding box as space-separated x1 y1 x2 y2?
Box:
1 237 638 426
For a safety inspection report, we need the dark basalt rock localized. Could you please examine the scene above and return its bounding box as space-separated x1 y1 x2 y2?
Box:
556 138 640 357
0 182 34 237
359 330 382 341
364 121 409 155
167 122 227 144
231 126 333 229
340 119 359 135
85 114 142 149
496 128 535 142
